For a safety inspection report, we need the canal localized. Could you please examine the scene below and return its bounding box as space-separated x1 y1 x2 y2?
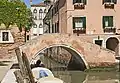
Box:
52 71 119 83
37 51 120 83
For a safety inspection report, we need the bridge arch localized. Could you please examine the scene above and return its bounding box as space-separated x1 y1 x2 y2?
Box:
32 44 89 71
19 34 116 70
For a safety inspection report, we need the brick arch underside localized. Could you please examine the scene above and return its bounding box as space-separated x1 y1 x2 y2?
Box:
33 45 88 71
62 46 87 71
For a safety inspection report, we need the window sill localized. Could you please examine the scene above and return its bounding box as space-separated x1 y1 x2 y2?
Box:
0 41 14 44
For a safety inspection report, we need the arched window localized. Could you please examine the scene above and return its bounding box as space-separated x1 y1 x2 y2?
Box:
33 24 37 28
33 9 37 13
44 9 46 13
39 9 43 19
39 24 42 28
33 9 37 20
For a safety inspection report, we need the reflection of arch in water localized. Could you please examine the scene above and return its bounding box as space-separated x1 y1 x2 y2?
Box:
106 37 119 51
31 44 89 71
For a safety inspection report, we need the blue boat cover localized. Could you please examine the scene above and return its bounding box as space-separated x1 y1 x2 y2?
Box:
39 70 48 78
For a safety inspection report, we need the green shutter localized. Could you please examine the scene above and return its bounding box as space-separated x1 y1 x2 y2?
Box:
109 16 113 27
103 16 105 28
82 17 86 28
73 17 75 29
113 0 117 4
84 0 87 5
84 17 86 28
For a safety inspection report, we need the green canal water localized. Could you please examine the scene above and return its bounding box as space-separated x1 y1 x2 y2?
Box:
39 54 120 83
52 71 119 83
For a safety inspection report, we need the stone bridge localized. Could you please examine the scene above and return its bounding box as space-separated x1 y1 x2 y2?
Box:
19 33 116 70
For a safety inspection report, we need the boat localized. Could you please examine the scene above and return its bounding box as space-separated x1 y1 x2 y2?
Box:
37 77 64 83
32 67 54 81
1 69 18 83
1 64 19 83
1 64 64 83
32 67 64 83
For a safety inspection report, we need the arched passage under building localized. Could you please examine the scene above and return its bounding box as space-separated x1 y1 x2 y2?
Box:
106 37 119 51
32 45 88 71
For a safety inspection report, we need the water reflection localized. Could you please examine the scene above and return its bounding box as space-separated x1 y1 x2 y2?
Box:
52 71 120 83
39 53 120 83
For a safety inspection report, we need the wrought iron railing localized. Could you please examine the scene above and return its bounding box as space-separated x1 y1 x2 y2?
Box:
74 3 85 9
73 28 86 35
104 28 116 33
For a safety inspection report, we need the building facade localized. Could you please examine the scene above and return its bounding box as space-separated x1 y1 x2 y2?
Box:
30 2 47 39
44 0 120 52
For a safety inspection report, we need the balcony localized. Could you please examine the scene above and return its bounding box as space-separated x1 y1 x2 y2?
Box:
103 0 117 9
74 3 85 9
104 2 114 9
73 28 86 36
104 28 116 33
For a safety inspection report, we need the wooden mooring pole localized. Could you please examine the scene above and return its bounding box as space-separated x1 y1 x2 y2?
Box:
15 47 35 83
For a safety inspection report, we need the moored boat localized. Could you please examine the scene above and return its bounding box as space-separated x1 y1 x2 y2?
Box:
1 64 64 83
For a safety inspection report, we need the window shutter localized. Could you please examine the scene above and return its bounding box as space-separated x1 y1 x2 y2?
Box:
84 0 87 5
102 0 104 4
73 17 75 29
103 16 105 28
83 17 86 28
113 0 117 4
109 16 113 27
73 0 77 4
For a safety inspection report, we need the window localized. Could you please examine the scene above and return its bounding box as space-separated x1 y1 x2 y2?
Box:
2 32 9 41
39 9 43 20
52 9 54 17
39 24 42 28
73 0 87 4
103 16 113 28
33 9 37 20
95 40 103 46
52 24 54 33
73 17 86 29
33 34 37 36
33 24 37 28
103 0 117 4
33 9 37 13
27 35 29 40
44 9 46 13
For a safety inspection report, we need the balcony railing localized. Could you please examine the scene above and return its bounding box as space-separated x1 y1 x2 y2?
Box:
73 28 86 36
74 3 85 9
104 28 116 33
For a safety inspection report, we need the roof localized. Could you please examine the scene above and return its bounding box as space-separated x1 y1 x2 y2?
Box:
31 2 46 7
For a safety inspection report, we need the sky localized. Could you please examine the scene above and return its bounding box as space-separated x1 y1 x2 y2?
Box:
24 0 42 8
